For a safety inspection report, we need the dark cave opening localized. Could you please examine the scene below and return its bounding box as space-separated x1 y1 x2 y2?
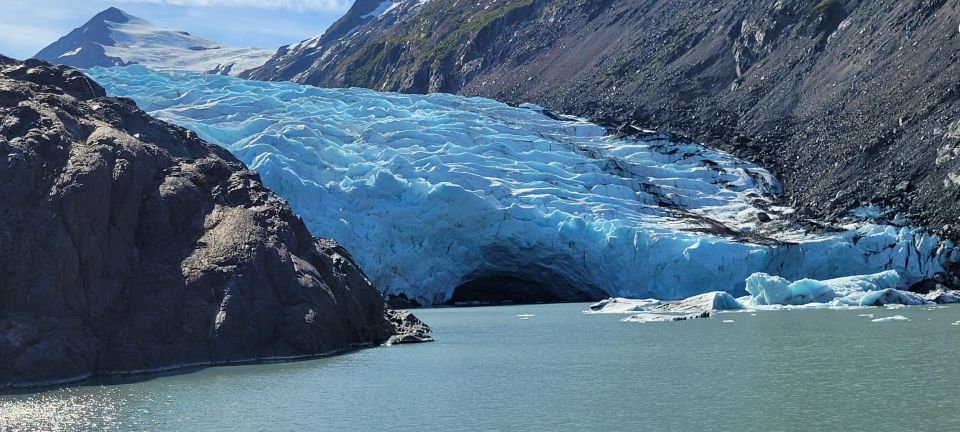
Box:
448 273 606 306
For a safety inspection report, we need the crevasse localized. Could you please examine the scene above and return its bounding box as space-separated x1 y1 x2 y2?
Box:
88 66 958 305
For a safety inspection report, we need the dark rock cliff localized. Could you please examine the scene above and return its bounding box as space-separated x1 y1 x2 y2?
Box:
0 56 429 389
246 0 960 237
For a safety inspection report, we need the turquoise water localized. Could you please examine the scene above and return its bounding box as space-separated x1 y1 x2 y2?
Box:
2 304 959 431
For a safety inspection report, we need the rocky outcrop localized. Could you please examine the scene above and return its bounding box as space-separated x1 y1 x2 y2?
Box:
386 310 434 345
0 57 428 389
246 0 960 239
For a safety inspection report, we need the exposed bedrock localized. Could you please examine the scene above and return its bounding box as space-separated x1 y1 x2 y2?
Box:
0 57 428 390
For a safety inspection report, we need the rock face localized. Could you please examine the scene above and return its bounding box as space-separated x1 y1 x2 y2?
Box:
0 56 426 389
245 0 960 238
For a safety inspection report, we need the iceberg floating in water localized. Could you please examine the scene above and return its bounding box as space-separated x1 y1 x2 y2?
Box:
87 66 959 305
871 315 911 323
743 270 933 307
586 298 661 314
745 273 838 306
745 270 902 306
615 292 742 323
652 291 745 313
855 289 927 307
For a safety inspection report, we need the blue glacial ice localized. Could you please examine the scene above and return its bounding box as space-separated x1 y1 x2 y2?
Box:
87 66 959 305
746 270 903 305
744 270 934 307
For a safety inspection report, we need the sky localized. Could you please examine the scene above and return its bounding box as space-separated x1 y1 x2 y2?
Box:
0 0 354 59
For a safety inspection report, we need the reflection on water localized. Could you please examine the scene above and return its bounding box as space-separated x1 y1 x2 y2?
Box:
2 304 959 431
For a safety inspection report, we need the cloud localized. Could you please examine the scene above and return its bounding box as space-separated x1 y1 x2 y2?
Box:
114 0 353 12
0 23 69 59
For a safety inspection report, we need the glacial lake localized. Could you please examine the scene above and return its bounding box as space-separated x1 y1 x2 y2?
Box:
2 303 959 431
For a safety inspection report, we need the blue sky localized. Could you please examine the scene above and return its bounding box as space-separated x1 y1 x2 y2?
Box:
0 0 353 59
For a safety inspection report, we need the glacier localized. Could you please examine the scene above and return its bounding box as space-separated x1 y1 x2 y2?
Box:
87 66 959 306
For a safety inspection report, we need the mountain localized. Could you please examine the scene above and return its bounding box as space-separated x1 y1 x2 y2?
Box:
243 0 428 82
243 0 960 239
0 56 429 389
34 7 274 76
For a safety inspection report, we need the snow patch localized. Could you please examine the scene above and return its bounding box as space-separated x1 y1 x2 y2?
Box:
59 47 83 58
362 1 398 18
96 13 272 75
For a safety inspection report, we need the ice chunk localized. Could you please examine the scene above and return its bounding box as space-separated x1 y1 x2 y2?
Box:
818 271 901 297
925 289 960 304
871 315 911 323
652 291 744 313
745 274 836 305
857 289 928 307
746 271 904 306
618 292 741 323
585 298 660 314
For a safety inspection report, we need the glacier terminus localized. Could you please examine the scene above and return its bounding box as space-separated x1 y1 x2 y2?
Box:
89 66 959 307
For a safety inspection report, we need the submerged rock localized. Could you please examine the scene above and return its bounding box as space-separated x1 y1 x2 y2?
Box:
0 58 428 390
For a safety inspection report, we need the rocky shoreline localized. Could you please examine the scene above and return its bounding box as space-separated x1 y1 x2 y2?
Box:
0 57 430 390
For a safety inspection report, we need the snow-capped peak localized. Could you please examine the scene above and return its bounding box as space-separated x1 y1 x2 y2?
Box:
34 7 274 76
